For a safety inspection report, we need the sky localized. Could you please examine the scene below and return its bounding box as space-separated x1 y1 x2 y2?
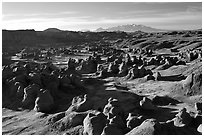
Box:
2 2 202 31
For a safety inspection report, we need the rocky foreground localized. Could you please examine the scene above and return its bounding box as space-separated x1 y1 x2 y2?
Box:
2 29 202 135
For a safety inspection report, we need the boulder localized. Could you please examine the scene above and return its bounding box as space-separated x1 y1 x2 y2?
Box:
173 108 192 127
183 74 195 95
63 125 84 135
126 119 161 135
140 97 156 110
77 57 97 74
34 89 54 113
59 112 89 131
190 72 202 95
197 124 202 133
109 115 126 129
145 69 153 76
101 124 123 135
83 112 107 135
190 114 202 130
183 73 194 88
146 74 155 81
176 60 186 65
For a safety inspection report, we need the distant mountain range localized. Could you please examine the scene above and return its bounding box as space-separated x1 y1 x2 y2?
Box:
43 28 63 33
95 24 166 33
43 24 166 33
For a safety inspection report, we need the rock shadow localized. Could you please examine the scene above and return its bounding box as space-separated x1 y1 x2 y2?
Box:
159 74 186 81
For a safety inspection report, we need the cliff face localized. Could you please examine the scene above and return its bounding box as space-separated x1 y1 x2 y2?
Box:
2 30 37 49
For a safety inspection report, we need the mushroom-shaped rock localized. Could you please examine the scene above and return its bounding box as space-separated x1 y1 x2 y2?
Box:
34 89 54 113
154 72 162 81
16 82 25 99
103 98 123 119
173 108 192 127
67 58 76 70
86 58 98 73
126 119 161 135
22 84 40 109
12 66 27 76
194 102 202 113
138 65 146 78
126 113 146 129
118 62 128 77
67 94 93 113
126 66 139 80
132 66 139 78
107 62 119 74
109 115 126 129
140 97 156 110
8 81 22 97
83 112 107 135
97 69 110 78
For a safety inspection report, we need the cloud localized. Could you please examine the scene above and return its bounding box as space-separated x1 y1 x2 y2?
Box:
186 5 202 13
2 5 201 31
2 16 92 30
2 11 78 20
